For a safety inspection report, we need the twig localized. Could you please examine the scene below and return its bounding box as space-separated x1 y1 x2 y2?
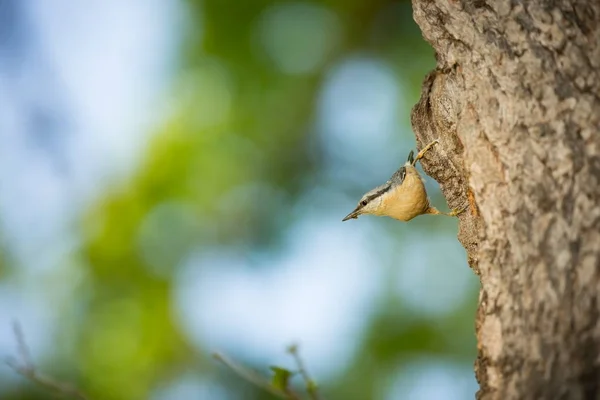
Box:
213 352 301 399
12 322 33 369
5 321 89 400
287 344 320 400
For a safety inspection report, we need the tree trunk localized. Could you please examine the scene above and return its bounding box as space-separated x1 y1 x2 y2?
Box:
409 1 600 399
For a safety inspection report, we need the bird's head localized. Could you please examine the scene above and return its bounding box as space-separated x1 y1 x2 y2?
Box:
342 166 408 221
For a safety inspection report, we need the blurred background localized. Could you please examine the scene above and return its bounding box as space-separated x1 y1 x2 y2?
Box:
0 0 479 399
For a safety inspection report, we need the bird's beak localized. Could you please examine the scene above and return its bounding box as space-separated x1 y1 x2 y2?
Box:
342 207 361 222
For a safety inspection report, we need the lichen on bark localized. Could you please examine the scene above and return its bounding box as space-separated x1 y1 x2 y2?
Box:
410 1 600 398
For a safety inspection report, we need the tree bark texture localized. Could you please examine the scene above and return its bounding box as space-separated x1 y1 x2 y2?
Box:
409 1 600 399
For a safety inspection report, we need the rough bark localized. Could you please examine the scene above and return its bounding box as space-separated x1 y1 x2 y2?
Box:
409 1 600 399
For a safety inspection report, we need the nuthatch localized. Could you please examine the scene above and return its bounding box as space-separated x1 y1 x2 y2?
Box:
342 140 464 222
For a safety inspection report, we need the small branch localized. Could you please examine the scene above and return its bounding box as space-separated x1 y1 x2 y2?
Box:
287 344 320 400
5 321 89 400
12 321 33 370
213 352 300 399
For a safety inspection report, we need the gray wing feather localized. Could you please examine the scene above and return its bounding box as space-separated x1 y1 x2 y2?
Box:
389 166 406 187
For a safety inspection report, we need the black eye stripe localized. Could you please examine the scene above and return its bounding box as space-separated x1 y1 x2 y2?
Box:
359 185 391 208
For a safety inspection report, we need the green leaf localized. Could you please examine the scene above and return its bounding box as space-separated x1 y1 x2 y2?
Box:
269 366 294 391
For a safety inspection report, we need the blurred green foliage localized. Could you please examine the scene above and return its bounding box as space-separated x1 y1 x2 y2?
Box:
1 1 478 399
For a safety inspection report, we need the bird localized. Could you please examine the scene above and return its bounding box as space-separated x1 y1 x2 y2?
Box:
342 140 465 222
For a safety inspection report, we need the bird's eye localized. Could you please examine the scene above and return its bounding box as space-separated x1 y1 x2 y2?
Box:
361 200 368 206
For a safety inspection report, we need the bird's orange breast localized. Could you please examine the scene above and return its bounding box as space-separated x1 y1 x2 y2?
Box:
381 172 430 221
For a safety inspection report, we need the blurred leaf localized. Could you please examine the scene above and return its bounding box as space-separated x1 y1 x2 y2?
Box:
269 366 295 392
